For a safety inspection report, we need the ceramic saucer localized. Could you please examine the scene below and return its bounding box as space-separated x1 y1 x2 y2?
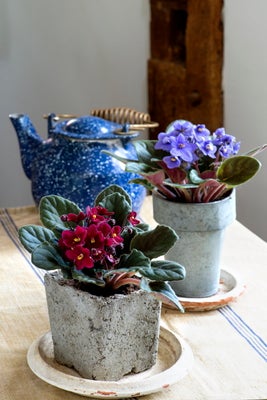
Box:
27 326 193 399
174 269 246 312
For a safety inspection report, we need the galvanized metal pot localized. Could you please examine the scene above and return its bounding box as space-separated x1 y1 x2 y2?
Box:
152 191 236 298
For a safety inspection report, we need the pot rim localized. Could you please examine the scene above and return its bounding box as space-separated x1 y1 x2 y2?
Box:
152 188 235 207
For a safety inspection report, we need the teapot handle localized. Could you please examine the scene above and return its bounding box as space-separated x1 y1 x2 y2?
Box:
43 108 159 135
90 107 159 134
114 121 159 135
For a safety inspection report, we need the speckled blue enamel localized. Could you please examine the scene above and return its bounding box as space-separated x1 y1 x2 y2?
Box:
10 114 146 212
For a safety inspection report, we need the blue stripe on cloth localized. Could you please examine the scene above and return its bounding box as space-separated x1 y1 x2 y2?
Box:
218 305 267 362
2 208 267 362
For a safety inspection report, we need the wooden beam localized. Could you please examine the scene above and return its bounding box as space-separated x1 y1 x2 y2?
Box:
148 0 224 137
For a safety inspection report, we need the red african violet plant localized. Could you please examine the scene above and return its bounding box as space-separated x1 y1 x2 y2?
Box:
18 185 185 310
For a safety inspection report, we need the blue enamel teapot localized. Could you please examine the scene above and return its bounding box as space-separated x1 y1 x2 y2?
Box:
10 111 157 212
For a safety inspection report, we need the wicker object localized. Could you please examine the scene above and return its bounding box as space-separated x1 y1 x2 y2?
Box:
90 107 158 133
44 108 158 134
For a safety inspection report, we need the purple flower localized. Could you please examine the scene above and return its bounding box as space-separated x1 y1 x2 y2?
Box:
212 128 241 158
167 120 195 138
212 128 227 145
221 134 236 146
233 141 241 154
194 124 211 141
218 145 234 158
197 140 217 158
218 141 240 158
169 134 197 163
213 128 240 146
154 132 173 151
163 155 181 169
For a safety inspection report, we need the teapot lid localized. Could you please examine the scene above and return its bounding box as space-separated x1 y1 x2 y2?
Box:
51 115 140 140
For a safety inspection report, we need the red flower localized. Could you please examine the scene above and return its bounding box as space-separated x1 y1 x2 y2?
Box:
95 206 114 217
105 251 119 265
97 222 112 237
110 226 124 244
86 206 113 223
90 247 105 262
58 204 125 271
65 246 94 270
60 212 86 223
86 224 105 249
127 211 140 226
61 225 87 247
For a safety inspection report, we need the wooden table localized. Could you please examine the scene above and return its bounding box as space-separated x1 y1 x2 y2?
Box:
1 196 266 399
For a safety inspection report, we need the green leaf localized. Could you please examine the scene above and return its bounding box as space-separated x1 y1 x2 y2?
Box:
133 140 166 167
130 178 156 191
39 195 82 232
243 144 267 157
101 150 132 164
163 180 198 189
94 184 131 207
133 141 156 165
98 192 132 226
125 161 159 175
18 225 56 253
147 259 186 281
134 222 150 232
71 268 105 286
31 242 69 270
116 249 151 270
189 169 206 184
140 279 184 312
130 225 178 259
217 156 261 186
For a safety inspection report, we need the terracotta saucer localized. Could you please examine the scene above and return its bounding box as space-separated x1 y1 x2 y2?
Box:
167 269 246 312
27 326 193 399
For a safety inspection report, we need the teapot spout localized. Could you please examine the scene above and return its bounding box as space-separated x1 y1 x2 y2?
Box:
9 113 43 180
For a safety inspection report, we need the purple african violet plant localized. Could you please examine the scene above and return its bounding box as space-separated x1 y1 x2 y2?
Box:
104 120 267 203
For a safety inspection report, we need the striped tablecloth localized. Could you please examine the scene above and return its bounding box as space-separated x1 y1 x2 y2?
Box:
1 197 266 399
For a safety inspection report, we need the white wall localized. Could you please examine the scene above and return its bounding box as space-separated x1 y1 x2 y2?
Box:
224 0 267 241
0 0 149 207
1 0 267 240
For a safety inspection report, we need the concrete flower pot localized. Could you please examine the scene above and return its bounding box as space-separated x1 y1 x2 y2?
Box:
153 191 236 298
44 271 161 381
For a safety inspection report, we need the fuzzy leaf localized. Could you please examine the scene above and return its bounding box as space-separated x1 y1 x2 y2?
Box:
131 169 166 191
244 143 267 157
71 268 105 286
101 150 133 164
189 169 206 184
94 184 131 207
125 161 159 175
163 180 198 189
18 225 56 253
147 259 186 281
133 140 155 163
134 140 167 165
130 178 156 191
116 249 151 270
31 242 69 270
39 195 82 232
98 192 132 226
130 225 178 259
134 222 150 232
140 279 184 312
217 156 261 186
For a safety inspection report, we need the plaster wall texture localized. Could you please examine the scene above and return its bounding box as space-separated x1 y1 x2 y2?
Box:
0 0 266 240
